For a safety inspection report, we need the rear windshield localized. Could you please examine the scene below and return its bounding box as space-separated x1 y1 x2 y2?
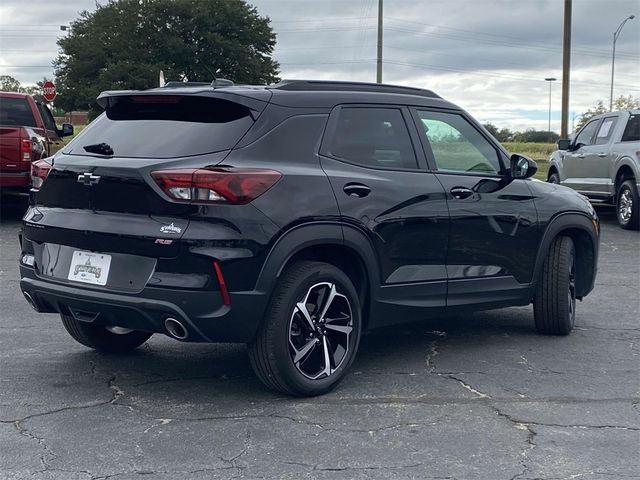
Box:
0 97 36 127
65 95 254 158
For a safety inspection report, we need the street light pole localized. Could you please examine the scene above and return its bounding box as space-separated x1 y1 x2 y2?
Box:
545 77 557 139
610 15 636 111
376 0 383 83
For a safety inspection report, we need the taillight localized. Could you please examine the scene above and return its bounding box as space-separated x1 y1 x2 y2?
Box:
21 139 32 162
31 159 52 190
151 167 282 205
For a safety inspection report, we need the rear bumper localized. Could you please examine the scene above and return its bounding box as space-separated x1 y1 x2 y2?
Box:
0 171 30 188
20 266 268 343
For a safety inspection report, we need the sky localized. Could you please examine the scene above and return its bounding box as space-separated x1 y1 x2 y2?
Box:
0 0 638 132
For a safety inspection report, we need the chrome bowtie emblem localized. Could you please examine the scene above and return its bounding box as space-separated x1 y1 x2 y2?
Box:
77 172 101 186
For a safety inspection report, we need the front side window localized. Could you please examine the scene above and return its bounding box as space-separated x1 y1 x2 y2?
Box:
594 116 618 145
37 103 57 132
574 119 600 147
621 114 639 142
416 110 502 175
327 107 418 169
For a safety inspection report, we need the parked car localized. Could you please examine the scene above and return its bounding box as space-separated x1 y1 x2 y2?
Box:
19 80 599 396
548 110 640 229
0 91 73 193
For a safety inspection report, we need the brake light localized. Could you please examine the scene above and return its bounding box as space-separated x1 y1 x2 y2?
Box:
151 167 282 205
21 139 32 162
31 159 51 190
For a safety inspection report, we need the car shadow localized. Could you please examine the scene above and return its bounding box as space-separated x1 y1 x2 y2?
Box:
60 307 538 403
0 194 28 224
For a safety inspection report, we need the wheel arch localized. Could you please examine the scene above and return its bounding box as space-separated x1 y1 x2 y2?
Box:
254 223 380 330
547 164 559 181
533 213 599 299
614 163 636 191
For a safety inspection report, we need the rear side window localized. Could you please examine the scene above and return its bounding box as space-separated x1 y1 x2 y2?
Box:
65 96 254 158
326 107 418 169
621 115 639 142
0 97 36 127
594 116 618 145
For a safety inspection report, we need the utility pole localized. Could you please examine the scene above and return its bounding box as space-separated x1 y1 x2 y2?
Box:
376 0 383 83
561 0 572 138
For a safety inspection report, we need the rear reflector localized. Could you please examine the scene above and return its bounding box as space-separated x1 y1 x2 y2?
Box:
30 159 51 190
151 167 281 205
21 139 32 162
213 261 231 306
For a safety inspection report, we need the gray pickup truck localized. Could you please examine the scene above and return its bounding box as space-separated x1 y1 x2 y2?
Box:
548 110 640 229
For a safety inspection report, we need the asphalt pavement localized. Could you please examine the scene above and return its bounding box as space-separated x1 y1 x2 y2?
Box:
1 196 638 480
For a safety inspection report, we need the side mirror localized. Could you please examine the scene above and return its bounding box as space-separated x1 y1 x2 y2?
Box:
510 154 538 180
60 123 74 137
557 139 571 151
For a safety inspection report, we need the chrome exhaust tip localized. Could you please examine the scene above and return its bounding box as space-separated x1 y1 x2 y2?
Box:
23 291 39 312
165 317 188 340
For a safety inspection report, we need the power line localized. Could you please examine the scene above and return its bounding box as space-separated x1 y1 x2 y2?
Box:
386 17 639 59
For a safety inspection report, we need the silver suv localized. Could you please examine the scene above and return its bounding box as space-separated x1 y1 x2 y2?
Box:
548 110 640 229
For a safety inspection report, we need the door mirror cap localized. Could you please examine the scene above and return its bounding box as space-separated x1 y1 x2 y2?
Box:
557 138 571 151
510 154 538 180
60 123 74 137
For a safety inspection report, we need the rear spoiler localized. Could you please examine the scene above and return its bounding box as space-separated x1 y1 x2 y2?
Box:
96 88 272 114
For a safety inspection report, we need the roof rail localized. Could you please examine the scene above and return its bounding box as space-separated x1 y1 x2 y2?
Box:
271 80 440 98
163 81 210 88
162 79 235 89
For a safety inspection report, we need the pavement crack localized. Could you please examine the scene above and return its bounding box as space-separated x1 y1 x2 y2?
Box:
425 330 447 372
437 373 491 398
12 418 58 472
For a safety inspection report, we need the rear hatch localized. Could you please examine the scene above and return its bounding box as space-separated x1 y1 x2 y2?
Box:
25 92 267 289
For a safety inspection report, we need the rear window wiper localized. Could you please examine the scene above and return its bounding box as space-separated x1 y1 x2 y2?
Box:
83 143 114 156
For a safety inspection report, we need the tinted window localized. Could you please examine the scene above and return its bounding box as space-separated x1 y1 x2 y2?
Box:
575 119 600 146
0 97 36 127
65 96 254 158
328 107 417 169
37 103 57 132
621 114 639 142
594 116 618 145
416 110 502 174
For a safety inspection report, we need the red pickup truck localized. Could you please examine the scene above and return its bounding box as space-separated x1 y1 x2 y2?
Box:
0 92 73 192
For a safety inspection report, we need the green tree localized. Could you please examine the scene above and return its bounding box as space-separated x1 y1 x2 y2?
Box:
54 0 279 116
513 129 559 143
482 122 514 142
576 95 640 129
0 75 22 92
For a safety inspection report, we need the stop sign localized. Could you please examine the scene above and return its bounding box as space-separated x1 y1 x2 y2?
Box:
42 81 57 102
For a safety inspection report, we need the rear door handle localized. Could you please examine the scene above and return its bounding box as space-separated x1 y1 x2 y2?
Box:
576 154 585 158
450 186 474 200
597 153 607 157
343 183 371 198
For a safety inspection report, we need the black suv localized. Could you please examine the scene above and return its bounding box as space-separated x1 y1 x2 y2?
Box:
20 80 599 396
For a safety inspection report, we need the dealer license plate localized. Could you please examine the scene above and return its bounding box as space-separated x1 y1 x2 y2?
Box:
68 251 112 286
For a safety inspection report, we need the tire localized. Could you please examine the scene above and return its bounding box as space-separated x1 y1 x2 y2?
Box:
533 236 576 335
60 314 152 353
548 172 560 184
248 261 362 396
616 179 640 230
